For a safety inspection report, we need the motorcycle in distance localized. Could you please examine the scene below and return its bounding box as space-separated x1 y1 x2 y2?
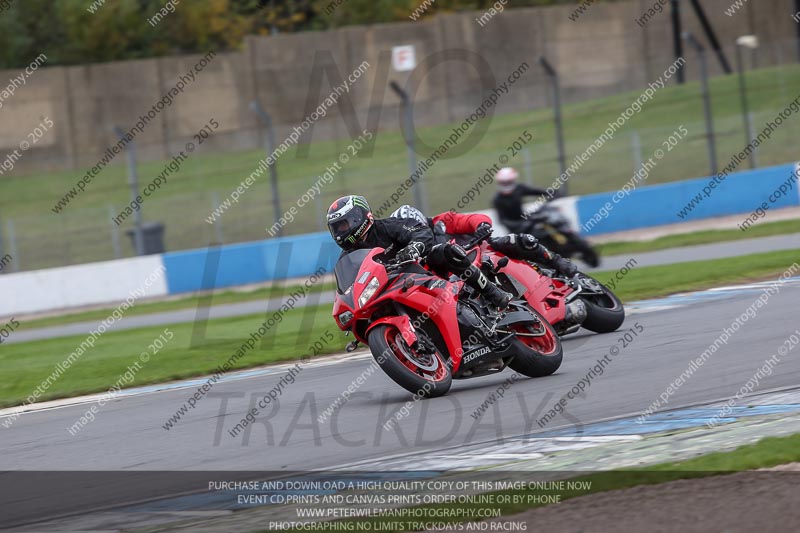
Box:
523 199 601 268
331 235 563 398
483 243 625 337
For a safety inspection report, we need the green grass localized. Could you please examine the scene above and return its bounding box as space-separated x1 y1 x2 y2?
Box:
3 63 800 270
291 433 800 532
15 279 336 332
0 303 347 408
2 248 797 408
597 218 800 256
597 248 800 302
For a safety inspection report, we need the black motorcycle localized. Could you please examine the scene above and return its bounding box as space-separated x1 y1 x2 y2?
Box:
523 201 600 268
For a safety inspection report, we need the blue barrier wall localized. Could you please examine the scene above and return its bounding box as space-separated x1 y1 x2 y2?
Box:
162 232 341 294
576 163 799 235
162 163 799 293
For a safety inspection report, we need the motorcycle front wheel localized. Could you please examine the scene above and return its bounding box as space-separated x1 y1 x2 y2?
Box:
367 325 452 398
506 309 563 378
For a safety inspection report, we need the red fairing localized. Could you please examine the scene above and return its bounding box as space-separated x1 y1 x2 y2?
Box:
332 241 572 378
331 247 469 372
433 212 492 235
480 242 572 327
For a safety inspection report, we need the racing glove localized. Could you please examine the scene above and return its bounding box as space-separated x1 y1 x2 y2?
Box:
396 242 425 263
473 222 493 241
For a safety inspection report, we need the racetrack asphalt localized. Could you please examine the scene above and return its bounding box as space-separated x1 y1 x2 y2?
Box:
8 232 800 345
2 279 799 528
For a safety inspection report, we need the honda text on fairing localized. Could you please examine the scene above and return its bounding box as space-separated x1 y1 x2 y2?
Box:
331 233 563 398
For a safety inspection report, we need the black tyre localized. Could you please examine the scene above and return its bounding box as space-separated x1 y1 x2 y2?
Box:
367 325 451 398
506 309 563 377
578 274 625 333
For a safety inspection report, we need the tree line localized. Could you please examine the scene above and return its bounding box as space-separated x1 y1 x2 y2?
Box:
0 0 614 68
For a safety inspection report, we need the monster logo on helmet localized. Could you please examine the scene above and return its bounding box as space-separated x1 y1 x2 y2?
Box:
326 195 374 247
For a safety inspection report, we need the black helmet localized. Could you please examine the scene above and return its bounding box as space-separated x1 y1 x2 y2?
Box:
327 195 374 248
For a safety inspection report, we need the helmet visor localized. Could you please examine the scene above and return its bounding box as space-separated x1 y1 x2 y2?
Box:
328 209 364 245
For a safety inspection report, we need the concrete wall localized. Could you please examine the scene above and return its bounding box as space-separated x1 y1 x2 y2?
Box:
0 255 167 317
0 0 797 175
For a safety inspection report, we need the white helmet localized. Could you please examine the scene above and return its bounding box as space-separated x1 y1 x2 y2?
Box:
390 205 427 225
495 167 519 194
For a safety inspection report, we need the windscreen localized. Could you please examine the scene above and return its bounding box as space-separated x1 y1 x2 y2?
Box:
334 248 371 294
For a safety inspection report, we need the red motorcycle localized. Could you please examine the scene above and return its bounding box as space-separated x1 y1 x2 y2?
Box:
331 240 563 398
481 243 625 336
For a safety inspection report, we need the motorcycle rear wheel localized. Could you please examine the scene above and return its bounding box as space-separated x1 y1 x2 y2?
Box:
367 325 452 398
577 274 625 333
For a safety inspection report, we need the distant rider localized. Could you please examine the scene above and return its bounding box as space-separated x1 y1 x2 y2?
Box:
492 167 548 234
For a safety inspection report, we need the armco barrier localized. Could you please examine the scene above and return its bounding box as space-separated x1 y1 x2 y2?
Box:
576 163 800 235
161 232 341 294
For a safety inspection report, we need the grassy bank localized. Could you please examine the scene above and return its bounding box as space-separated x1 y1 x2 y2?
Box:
4 63 800 270
15 279 337 332
597 218 800 256
594 248 799 302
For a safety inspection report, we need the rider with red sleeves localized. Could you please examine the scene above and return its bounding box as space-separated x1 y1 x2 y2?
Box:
391 206 577 278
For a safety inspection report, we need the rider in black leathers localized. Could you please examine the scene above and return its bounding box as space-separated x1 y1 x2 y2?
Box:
327 195 513 309
491 167 600 268
491 166 548 234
